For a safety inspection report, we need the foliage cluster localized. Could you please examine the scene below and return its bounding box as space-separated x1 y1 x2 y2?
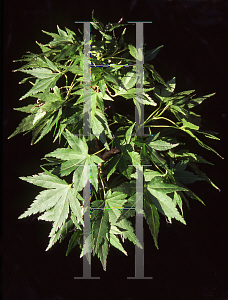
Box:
9 16 221 271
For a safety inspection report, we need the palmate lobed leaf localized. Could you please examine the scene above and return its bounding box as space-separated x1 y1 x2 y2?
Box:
19 174 80 223
12 16 222 271
146 177 187 224
19 170 84 251
45 129 103 192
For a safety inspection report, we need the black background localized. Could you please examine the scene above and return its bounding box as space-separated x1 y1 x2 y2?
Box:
3 0 228 299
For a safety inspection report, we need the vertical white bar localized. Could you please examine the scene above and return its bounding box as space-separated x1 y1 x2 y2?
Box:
73 22 99 279
135 22 144 136
127 21 152 280
135 165 144 277
74 164 99 279
83 22 91 136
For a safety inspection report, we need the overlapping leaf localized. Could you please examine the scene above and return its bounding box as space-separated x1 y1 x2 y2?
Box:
45 129 103 191
18 169 84 250
146 176 187 224
12 17 222 271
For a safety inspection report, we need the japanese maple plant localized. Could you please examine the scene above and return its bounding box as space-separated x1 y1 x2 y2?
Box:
8 15 222 271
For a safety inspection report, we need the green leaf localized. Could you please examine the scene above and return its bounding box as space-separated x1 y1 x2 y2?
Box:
110 233 127 256
99 30 113 40
146 64 169 88
146 177 187 224
147 139 179 151
80 235 91 264
97 235 109 271
20 76 59 100
91 115 111 150
131 169 162 181
183 129 223 158
118 27 126 47
128 44 136 59
45 130 94 176
20 168 67 188
33 109 62 144
13 104 38 114
46 147 86 162
188 93 215 108
36 41 50 53
103 70 119 86
168 149 214 165
144 200 160 249
144 45 164 62
154 77 176 97
116 218 143 249
181 118 199 131
73 166 84 192
121 71 136 90
105 190 127 224
8 114 36 139
66 230 81 256
143 93 157 106
18 172 78 242
44 56 60 72
72 156 101 193
125 123 135 144
92 209 110 254
33 110 47 125
48 187 71 237
188 162 220 191
95 109 112 140
45 224 63 251
173 162 205 184
63 129 88 153
128 44 143 61
22 68 57 79
98 79 106 97
112 181 136 197
12 20 222 271
69 189 84 226
128 150 140 165
148 148 168 169
106 22 125 32
198 131 220 140
173 191 183 216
